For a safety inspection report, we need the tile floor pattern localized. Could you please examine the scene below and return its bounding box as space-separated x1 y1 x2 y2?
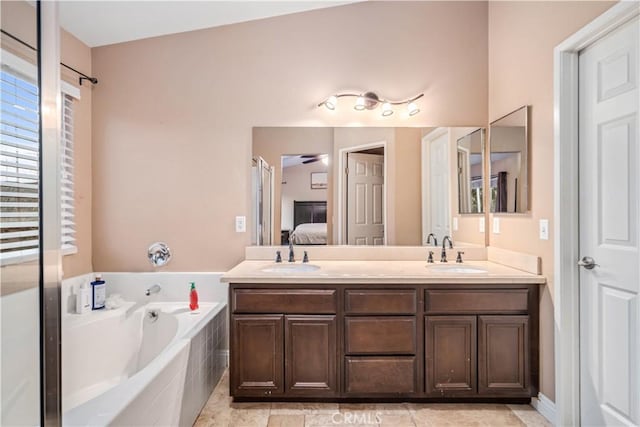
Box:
194 372 552 427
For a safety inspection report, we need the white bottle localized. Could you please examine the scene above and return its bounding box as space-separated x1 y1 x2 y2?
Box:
76 282 91 314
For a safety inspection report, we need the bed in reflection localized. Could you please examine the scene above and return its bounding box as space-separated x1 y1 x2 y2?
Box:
290 201 327 245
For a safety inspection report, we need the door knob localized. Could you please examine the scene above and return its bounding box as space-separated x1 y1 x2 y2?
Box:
578 256 599 270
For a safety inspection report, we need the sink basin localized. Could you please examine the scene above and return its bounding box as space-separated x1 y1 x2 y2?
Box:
426 264 488 274
260 263 321 274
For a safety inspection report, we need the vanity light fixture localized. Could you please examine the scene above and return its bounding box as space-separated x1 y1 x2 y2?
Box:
318 91 424 117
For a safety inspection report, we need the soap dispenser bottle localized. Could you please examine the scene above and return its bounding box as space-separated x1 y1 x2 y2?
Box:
76 281 91 314
91 274 106 310
189 282 199 311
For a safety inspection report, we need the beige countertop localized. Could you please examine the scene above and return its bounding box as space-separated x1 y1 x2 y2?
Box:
221 260 546 285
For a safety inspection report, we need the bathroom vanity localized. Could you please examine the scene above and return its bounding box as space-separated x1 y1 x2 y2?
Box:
222 253 545 403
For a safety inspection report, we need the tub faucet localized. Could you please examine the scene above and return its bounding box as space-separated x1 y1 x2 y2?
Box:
441 236 453 263
288 242 295 263
145 284 161 296
426 233 438 247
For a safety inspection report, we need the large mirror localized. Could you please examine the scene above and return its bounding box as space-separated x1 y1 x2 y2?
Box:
456 128 485 214
253 127 488 247
489 105 529 213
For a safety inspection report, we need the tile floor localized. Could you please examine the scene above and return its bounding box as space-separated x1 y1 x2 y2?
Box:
194 372 552 427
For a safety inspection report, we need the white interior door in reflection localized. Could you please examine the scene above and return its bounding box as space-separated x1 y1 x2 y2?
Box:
347 152 384 245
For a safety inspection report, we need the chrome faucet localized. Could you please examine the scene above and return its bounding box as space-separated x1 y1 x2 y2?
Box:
427 251 434 263
288 242 295 263
426 233 438 247
441 236 453 263
145 284 161 296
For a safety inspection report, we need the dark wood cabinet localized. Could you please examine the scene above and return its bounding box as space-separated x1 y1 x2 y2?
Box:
285 315 337 396
229 284 539 402
425 316 477 396
231 315 284 397
478 315 530 396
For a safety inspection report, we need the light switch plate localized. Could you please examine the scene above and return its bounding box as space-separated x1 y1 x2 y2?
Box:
493 217 501 234
539 219 549 240
235 216 246 233
452 217 459 231
479 217 485 233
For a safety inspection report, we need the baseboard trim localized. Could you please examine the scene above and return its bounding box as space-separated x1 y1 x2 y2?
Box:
531 393 556 425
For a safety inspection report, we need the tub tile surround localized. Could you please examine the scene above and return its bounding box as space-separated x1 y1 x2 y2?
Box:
194 371 552 426
180 306 228 426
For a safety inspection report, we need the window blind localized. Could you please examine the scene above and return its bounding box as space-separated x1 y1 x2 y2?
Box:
0 67 40 261
61 93 76 253
1 65 78 262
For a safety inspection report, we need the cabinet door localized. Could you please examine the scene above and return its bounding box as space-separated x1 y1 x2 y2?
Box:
478 315 530 396
285 315 337 396
231 315 284 397
425 316 477 396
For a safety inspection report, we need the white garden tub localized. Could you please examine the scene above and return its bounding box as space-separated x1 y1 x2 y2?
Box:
62 301 223 426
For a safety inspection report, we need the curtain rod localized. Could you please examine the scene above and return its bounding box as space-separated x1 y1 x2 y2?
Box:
1 28 98 85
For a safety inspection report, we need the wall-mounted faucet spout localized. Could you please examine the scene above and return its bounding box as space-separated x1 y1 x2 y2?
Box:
145 284 161 296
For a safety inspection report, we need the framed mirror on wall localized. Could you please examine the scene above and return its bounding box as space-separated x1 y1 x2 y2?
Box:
489 105 529 213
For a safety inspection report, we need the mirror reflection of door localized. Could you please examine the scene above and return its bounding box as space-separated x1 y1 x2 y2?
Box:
425 130 450 241
457 129 484 214
251 157 274 245
281 154 328 245
346 150 385 245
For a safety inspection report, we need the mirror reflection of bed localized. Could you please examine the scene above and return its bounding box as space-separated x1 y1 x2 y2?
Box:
290 201 327 245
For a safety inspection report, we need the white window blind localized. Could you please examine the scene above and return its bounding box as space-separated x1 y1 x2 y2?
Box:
61 94 76 253
1 64 78 263
0 67 40 261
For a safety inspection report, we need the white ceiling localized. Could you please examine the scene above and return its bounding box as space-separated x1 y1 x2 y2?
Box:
59 1 359 48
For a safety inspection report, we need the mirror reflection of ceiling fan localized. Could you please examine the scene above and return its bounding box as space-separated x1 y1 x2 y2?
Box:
300 154 327 164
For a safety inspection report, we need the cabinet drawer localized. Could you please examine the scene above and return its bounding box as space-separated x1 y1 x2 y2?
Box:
345 317 416 354
233 289 337 314
345 290 416 314
345 356 416 394
425 289 529 314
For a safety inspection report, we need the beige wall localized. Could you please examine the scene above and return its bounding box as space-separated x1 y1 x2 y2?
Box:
91 1 489 271
487 0 615 401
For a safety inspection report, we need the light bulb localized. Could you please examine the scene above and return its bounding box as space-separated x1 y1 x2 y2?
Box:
354 96 366 111
407 102 420 116
381 102 393 117
324 95 337 110
322 156 329 165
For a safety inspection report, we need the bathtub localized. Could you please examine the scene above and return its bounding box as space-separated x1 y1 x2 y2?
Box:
62 301 226 426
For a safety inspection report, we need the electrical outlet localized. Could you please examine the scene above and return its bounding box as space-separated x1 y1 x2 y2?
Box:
539 219 549 240
235 216 246 233
493 217 501 234
452 217 459 231
479 217 485 233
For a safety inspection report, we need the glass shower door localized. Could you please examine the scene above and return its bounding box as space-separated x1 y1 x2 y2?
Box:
0 1 42 425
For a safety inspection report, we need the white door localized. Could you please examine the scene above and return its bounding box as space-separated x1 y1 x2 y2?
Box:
429 132 450 240
347 152 384 245
579 17 639 426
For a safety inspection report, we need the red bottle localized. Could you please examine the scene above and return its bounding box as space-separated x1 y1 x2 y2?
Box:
189 282 199 311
